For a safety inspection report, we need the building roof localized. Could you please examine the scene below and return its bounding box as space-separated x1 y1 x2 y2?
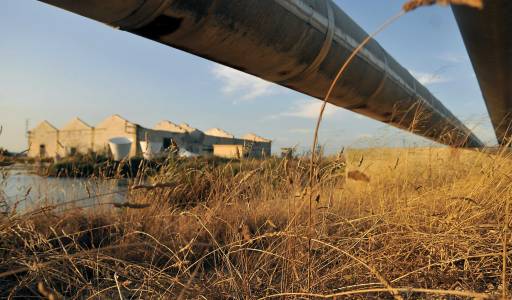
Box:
154 120 187 133
179 123 204 135
205 128 235 138
179 123 196 132
242 133 271 143
96 114 134 128
31 120 58 132
61 117 92 131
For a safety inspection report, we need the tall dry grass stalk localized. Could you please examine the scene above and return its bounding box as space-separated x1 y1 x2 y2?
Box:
503 190 510 299
403 0 484 11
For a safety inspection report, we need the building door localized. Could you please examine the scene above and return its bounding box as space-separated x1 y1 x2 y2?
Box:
39 144 46 158
68 147 77 156
163 138 171 150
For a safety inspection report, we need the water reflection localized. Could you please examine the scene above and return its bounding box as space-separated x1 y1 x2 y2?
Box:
1 165 128 212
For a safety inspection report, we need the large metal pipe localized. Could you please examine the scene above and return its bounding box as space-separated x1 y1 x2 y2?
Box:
453 1 512 145
38 0 484 147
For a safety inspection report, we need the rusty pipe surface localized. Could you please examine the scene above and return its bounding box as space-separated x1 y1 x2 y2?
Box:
453 1 512 145
38 0 484 147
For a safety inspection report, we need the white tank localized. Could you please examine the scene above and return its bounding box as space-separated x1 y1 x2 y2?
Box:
139 141 163 160
179 149 200 158
108 137 132 161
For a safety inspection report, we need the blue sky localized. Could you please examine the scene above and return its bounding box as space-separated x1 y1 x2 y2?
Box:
0 1 496 154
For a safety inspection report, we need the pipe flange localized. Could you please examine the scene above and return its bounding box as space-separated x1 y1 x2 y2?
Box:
277 0 335 83
292 0 335 81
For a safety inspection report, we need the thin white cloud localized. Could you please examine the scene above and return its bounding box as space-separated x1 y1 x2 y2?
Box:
279 100 344 119
211 64 277 101
437 53 467 64
410 70 450 86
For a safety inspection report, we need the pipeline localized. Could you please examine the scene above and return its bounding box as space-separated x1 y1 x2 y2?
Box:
39 0 484 147
453 0 512 145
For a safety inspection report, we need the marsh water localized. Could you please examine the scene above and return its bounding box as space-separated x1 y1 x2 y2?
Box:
1 164 128 212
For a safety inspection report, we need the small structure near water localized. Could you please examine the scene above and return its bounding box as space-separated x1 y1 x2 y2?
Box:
27 115 271 159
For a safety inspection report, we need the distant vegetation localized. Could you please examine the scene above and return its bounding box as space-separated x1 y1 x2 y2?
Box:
0 148 45 166
42 153 133 178
0 148 14 167
0 148 11 157
40 153 253 178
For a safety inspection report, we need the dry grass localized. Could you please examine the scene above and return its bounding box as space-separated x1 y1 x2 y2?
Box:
0 147 511 299
402 0 484 12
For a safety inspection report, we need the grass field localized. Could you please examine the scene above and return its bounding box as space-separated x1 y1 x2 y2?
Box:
0 147 510 299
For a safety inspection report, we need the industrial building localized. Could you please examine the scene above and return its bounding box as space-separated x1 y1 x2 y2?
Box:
28 115 271 159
